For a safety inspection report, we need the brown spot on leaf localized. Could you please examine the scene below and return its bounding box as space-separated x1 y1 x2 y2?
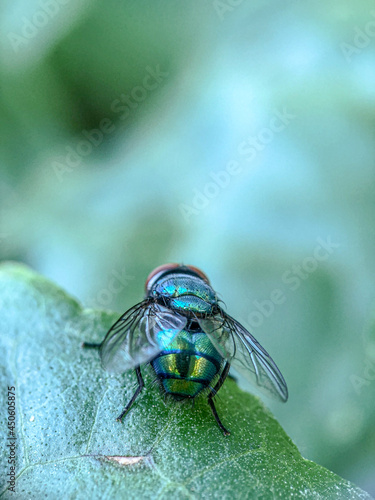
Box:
94 455 154 467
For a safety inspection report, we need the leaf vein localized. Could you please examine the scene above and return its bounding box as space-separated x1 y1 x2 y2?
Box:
183 447 265 486
85 385 109 454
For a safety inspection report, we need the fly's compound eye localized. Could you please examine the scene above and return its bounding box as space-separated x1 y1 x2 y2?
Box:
145 263 180 291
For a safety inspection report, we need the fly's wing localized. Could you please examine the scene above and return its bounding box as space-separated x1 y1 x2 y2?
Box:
100 300 187 373
198 313 288 402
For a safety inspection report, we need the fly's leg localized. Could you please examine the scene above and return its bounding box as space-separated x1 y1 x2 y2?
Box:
81 342 101 348
208 362 230 436
117 366 144 422
208 398 230 436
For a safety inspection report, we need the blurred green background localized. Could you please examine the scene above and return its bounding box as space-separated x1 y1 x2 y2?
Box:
1 0 374 496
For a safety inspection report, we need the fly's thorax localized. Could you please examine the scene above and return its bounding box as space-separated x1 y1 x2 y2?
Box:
149 273 218 316
168 295 212 315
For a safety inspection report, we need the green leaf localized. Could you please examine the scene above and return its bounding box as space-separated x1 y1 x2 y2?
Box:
0 263 372 500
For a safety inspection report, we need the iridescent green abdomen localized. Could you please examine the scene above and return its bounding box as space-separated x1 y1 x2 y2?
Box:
151 328 222 400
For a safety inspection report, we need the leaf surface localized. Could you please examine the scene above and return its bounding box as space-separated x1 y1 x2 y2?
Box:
0 263 372 500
